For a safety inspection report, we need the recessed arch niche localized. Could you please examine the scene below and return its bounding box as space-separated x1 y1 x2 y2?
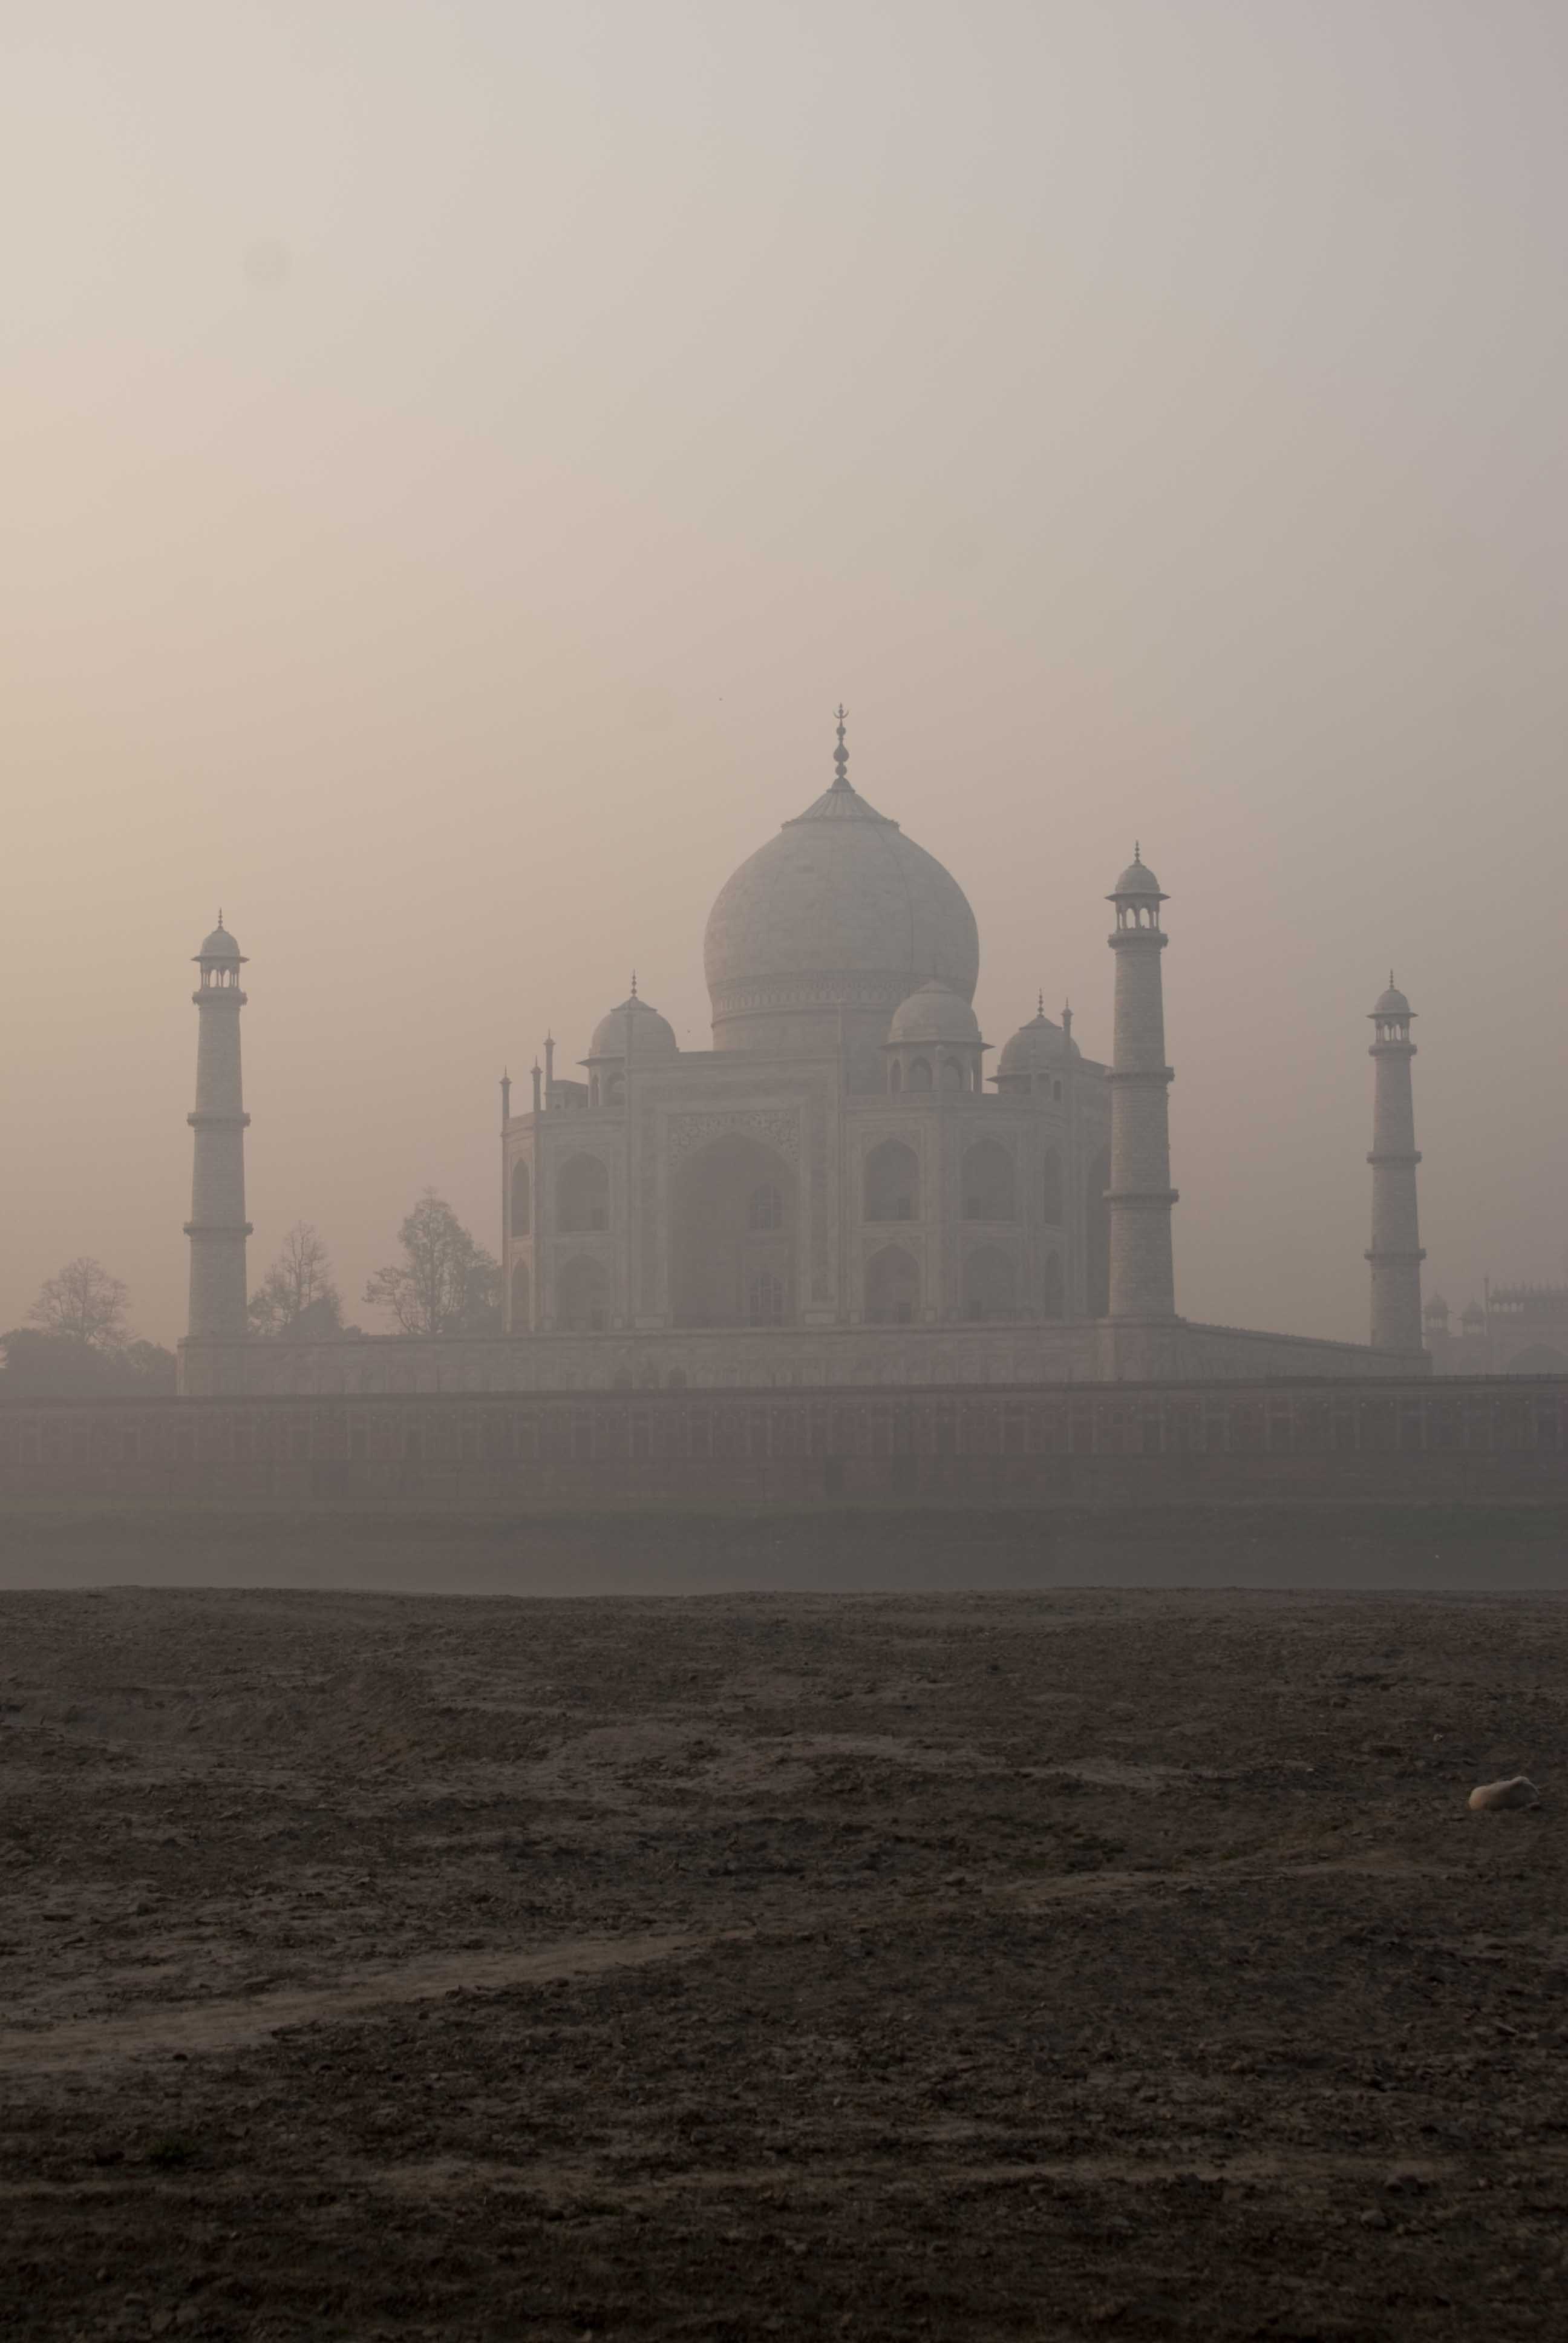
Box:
671 1133 797 1328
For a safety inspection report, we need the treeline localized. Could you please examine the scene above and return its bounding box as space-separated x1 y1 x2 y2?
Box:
1 1190 498 1398
249 1191 500 1339
0 1259 177 1398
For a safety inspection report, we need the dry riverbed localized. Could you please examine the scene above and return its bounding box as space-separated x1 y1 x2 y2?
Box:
2 1585 1567 2339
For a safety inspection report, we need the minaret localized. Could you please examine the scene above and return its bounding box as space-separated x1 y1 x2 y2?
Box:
1105 848 1178 1319
1366 976 1424 1351
184 917 252 1345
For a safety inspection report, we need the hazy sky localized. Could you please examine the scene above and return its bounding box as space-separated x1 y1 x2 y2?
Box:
3 0 1564 1348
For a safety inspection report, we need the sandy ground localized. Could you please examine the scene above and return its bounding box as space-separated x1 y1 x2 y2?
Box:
2 1584 1567 2339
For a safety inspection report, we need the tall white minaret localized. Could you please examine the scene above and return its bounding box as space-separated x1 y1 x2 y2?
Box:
1106 848 1178 1319
1366 975 1424 1351
185 917 252 1344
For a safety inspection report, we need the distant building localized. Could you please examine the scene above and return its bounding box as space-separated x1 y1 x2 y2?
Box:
178 716 1432 1396
1425 1282 1568 1376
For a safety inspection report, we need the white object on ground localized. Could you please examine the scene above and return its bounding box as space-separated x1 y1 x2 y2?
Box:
1468 1776 1540 1811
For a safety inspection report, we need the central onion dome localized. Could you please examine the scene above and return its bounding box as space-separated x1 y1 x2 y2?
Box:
704 710 979 1054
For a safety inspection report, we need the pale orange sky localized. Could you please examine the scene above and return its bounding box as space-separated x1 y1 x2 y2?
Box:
2 0 1564 1348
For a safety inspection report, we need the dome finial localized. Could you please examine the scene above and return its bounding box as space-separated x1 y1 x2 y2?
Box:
217 908 224 929
1037 989 1044 1018
832 703 849 791
630 968 638 1000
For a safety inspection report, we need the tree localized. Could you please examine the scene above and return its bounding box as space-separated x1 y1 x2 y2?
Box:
120 1339 179 1393
362 1189 501 1337
27 1257 129 1349
1 1329 176 1397
249 1222 344 1338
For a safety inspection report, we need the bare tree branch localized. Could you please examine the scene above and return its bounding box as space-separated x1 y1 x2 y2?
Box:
362 1190 500 1337
27 1258 131 1349
249 1223 344 1338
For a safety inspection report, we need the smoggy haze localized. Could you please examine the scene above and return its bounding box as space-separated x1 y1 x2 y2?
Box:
2 0 1564 1349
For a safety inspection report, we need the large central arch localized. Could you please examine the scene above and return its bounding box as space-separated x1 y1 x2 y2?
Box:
671 1133 798 1328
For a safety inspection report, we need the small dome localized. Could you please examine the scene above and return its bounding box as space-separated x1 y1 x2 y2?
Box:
1109 848 1163 898
587 992 678 1061
886 978 981 1049
1425 1293 1449 1320
195 920 241 960
997 1005 1080 1081
1372 982 1411 1019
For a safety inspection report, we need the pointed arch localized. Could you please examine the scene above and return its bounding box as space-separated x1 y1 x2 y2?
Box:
866 1245 920 1325
962 1138 1016 1222
558 1153 609 1234
963 1245 1018 1322
671 1133 796 1328
748 1182 785 1231
1041 1146 1063 1225
1085 1144 1111 1317
558 1255 609 1332
864 1139 919 1222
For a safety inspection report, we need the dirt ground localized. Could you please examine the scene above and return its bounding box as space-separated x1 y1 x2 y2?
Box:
2 1585 1567 2340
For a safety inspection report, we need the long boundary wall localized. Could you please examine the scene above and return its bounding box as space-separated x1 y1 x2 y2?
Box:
3 1375 1562 1509
176 1316 1426 1398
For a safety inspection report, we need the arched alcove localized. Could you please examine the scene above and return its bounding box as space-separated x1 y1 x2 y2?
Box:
866 1245 920 1325
864 1139 918 1222
672 1134 796 1328
748 1182 784 1230
908 1057 933 1092
1085 1144 1111 1317
1041 1147 1063 1225
962 1138 1016 1222
510 1258 531 1329
557 1255 609 1332
1042 1251 1065 1319
558 1153 609 1234
962 1245 1018 1322
748 1271 786 1325
510 1158 532 1236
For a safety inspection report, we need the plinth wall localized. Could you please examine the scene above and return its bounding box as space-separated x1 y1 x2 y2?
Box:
175 1317 1425 1401
4 1373 1557 1510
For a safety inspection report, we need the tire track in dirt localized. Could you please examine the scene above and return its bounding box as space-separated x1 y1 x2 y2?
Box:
0 1851 1455 2077
0 2150 1476 2207
348 2147 1476 2202
0 1928 705 2076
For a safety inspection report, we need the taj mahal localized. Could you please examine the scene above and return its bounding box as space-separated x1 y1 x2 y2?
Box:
178 714 1432 1397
